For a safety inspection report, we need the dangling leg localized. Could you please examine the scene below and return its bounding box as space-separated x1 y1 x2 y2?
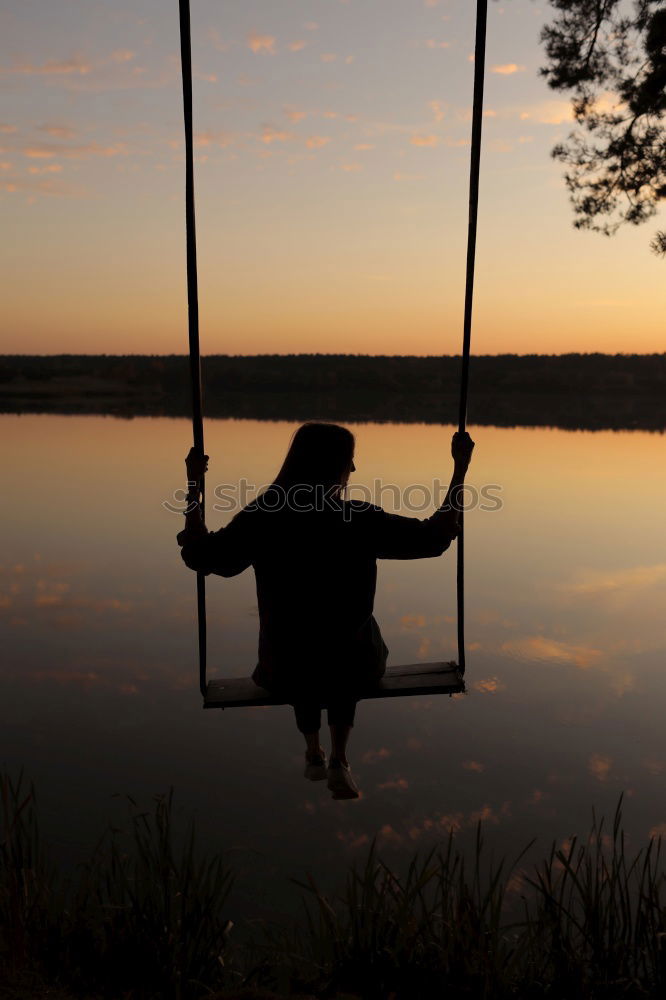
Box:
305 731 324 758
293 704 327 781
330 723 351 767
327 700 360 800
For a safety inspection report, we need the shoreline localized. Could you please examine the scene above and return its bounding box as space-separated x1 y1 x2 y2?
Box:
1 353 664 430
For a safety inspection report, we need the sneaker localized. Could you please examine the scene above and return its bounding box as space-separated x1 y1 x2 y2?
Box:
327 759 360 800
304 751 328 781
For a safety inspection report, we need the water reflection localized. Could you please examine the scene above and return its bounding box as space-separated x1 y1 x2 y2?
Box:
1 414 665 916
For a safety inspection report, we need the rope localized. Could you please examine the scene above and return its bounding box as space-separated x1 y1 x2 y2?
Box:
178 0 207 698
178 0 487 693
456 0 488 677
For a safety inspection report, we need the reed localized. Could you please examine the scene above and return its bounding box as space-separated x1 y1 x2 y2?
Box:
522 800 666 996
0 771 56 976
247 801 666 998
2 773 665 999
0 775 234 999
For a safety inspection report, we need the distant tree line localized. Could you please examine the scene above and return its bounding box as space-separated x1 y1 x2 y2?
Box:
0 353 664 430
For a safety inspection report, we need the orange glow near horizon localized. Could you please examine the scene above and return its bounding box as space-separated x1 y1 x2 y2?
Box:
1 0 663 355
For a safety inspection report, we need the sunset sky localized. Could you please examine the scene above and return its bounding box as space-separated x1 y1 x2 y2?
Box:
2 0 663 356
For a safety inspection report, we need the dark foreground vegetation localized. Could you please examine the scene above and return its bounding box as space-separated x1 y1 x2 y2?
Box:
2 774 665 999
1 353 665 430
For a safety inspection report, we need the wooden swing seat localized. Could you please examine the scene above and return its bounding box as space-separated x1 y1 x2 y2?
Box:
204 661 464 709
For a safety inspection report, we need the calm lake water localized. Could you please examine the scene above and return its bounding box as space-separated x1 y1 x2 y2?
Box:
2 414 665 917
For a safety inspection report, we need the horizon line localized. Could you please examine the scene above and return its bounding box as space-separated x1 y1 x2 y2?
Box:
3 351 666 361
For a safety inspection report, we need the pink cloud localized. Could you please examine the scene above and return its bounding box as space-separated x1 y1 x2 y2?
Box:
428 100 446 122
470 804 501 825
378 778 409 791
194 130 235 148
378 824 403 845
3 56 92 76
491 63 526 75
336 830 370 849
111 50 135 64
27 164 63 174
207 28 232 52
247 33 276 55
260 125 290 144
400 613 426 628
501 636 601 670
588 753 612 782
37 124 76 139
22 141 128 160
472 676 505 694
306 135 331 149
3 174 77 196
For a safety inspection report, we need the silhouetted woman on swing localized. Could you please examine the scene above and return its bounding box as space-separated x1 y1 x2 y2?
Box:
179 422 474 799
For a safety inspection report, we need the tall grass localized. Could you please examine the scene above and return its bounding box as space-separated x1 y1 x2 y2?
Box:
0 774 233 999
524 804 666 995
249 801 666 998
263 830 530 998
0 771 56 977
2 773 665 999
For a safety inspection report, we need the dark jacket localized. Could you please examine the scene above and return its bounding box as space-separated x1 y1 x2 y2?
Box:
180 490 454 700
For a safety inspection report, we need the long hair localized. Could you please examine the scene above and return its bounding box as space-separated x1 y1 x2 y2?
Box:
273 422 355 497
